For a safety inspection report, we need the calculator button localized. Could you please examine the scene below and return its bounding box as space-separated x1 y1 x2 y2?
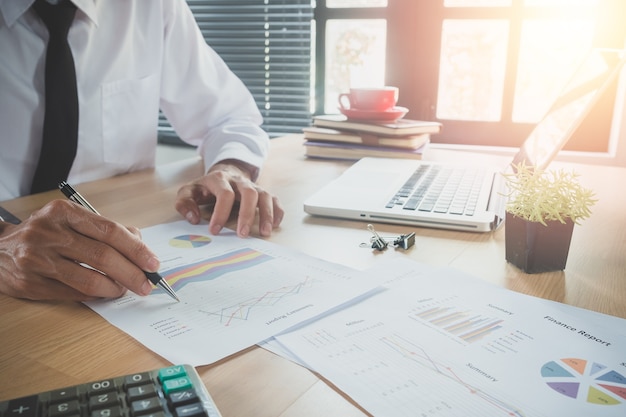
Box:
174 403 207 417
47 400 80 417
162 377 192 395
87 380 116 395
133 413 166 417
88 392 120 410
49 388 79 404
6 396 39 417
130 398 164 416
158 366 187 382
127 385 157 401
124 373 152 388
90 406 123 417
168 389 198 406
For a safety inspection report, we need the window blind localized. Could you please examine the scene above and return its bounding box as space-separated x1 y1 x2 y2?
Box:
158 0 313 144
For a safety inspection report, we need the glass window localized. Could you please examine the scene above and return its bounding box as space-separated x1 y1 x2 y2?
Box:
524 0 598 6
444 0 511 6
316 0 622 151
437 19 509 121
324 19 387 113
327 0 387 7
160 0 313 141
513 19 595 122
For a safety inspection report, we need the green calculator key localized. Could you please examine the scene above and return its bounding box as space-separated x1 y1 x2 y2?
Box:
158 365 188 381
162 377 193 395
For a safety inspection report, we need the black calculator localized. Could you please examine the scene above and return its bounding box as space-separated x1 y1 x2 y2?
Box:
0 364 222 417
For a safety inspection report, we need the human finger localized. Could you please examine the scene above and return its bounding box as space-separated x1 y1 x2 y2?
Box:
35 200 159 296
206 174 237 236
61 216 158 296
231 180 259 238
256 190 279 237
175 183 214 225
2 260 125 301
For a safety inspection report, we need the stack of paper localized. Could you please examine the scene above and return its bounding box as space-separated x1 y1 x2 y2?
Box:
87 221 626 417
269 259 626 417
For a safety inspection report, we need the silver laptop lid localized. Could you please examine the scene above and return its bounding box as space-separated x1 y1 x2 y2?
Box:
512 48 626 171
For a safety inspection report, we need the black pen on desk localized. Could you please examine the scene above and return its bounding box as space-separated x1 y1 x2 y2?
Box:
58 181 180 302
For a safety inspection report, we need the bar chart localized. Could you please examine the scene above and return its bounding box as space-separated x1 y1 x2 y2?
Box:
412 305 504 343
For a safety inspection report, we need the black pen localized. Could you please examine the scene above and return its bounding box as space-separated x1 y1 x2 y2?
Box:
0 206 22 225
58 181 180 302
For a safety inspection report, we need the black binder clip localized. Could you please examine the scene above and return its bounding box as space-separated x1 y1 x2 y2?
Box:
392 232 416 250
363 224 416 251
367 224 389 251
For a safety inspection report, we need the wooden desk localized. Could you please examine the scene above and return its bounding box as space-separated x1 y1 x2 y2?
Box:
1 135 625 415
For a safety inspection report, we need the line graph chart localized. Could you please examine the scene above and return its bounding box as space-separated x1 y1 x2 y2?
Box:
381 333 525 417
198 276 315 326
86 220 381 366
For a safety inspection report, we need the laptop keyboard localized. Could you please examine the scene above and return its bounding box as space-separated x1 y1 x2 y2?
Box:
386 165 485 216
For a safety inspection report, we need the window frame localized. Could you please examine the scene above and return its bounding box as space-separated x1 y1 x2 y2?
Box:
315 0 626 156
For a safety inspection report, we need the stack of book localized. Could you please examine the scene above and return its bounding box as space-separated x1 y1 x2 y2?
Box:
303 114 442 160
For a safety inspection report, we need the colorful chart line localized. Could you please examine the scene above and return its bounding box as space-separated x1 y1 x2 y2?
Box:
155 248 273 292
199 276 315 326
381 333 526 417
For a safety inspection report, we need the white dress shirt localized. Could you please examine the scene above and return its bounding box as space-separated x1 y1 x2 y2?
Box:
0 0 268 201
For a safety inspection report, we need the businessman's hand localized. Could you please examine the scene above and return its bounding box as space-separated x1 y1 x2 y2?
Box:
0 200 160 301
175 159 284 238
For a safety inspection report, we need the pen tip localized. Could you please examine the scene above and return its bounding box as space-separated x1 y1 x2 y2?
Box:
158 280 180 302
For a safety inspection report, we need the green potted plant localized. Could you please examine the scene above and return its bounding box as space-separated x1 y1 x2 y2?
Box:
503 162 596 273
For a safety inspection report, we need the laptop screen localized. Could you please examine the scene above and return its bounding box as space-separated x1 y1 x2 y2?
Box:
513 48 626 171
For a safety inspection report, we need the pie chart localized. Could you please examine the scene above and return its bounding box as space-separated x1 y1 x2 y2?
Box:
541 358 626 405
169 234 212 248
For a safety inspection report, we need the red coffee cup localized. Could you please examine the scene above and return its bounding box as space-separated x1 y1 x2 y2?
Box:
338 87 399 112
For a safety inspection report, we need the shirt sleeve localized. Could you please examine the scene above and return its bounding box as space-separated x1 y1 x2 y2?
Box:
157 0 269 180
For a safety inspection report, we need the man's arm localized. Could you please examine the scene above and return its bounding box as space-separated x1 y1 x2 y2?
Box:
159 0 283 237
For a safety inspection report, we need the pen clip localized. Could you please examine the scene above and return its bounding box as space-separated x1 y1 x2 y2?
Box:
58 181 100 215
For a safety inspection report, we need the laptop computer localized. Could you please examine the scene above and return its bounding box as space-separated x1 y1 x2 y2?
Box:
304 48 626 232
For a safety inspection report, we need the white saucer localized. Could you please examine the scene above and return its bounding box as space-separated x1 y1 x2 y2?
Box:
339 106 408 122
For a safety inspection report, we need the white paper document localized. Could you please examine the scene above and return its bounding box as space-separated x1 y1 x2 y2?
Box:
85 220 381 366
274 259 626 417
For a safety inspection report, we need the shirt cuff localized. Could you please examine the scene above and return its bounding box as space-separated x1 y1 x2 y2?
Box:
201 141 265 182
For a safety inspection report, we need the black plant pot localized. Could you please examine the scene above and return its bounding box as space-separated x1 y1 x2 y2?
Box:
505 212 574 274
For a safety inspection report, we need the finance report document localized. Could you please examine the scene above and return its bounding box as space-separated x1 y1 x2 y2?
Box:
274 259 626 417
85 220 381 366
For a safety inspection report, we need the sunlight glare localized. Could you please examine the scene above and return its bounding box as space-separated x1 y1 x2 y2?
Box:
513 19 596 123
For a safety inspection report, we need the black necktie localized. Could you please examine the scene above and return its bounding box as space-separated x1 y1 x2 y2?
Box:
31 0 79 194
